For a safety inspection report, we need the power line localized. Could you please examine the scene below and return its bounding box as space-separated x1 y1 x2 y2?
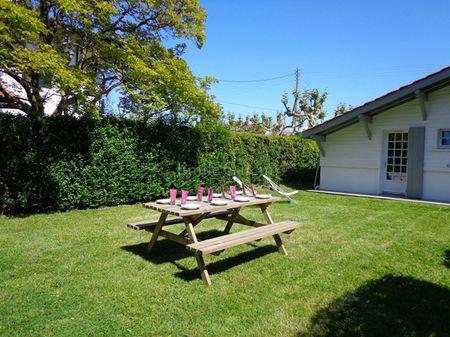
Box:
299 68 311 87
213 66 440 84
220 77 294 97
218 100 279 112
216 72 295 83
300 67 440 77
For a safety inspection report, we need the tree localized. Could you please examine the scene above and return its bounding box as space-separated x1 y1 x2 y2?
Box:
280 88 328 133
223 111 275 134
0 0 220 121
299 89 328 128
334 102 353 117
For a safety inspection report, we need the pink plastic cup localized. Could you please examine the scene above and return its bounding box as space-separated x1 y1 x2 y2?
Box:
181 190 188 205
207 187 213 202
169 188 177 205
197 186 204 201
241 183 247 196
251 184 257 197
230 185 236 199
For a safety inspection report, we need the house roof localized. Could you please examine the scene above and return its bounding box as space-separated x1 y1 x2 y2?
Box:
302 66 450 138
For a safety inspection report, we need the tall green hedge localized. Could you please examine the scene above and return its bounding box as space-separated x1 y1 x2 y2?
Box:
0 114 318 214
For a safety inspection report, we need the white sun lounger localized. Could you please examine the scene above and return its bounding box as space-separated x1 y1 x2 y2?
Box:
262 175 299 204
232 176 253 195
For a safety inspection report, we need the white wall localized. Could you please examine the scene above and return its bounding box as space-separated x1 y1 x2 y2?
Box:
319 85 450 202
320 167 379 194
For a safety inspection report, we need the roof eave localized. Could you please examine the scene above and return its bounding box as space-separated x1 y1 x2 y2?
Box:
302 67 450 138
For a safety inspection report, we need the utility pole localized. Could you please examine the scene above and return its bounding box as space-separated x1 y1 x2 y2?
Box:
292 68 300 132
279 67 303 135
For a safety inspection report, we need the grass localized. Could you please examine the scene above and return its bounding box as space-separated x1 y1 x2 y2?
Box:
1 192 449 337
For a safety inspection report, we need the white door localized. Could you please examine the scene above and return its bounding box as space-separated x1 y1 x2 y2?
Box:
382 132 408 194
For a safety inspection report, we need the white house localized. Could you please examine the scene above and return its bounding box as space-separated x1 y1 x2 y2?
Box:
0 72 60 115
302 66 450 203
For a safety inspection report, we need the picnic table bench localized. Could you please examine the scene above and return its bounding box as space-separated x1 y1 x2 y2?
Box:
186 221 301 254
128 196 302 286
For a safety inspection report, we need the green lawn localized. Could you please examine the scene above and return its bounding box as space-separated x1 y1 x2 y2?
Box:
1 192 449 337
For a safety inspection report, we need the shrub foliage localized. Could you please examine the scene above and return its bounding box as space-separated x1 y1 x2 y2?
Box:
0 115 318 213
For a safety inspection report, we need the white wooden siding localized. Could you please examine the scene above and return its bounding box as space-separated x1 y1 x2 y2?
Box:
319 85 450 202
321 167 379 194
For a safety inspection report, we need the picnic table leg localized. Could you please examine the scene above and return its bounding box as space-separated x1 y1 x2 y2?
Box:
178 213 204 237
260 205 288 256
147 212 168 253
223 209 239 234
183 218 212 286
183 218 199 243
195 253 211 286
223 219 234 234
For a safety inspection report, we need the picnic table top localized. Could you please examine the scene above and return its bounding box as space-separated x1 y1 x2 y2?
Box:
143 196 279 217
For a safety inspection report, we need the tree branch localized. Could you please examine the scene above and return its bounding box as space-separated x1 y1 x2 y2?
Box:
0 69 34 105
0 97 32 113
278 123 294 136
102 2 136 34
0 83 9 98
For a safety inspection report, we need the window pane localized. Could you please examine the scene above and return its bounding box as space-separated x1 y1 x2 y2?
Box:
402 150 407 157
389 134 395 141
402 158 407 165
395 150 402 156
394 166 400 173
388 150 394 156
395 142 402 149
395 133 402 141
387 165 393 172
402 141 408 149
439 130 450 147
403 133 408 141
401 166 407 173
388 142 395 149
395 158 401 165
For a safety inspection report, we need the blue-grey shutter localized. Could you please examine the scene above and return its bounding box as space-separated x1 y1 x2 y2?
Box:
406 127 425 199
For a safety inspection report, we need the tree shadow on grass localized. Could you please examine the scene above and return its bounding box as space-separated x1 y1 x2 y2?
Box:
121 229 277 282
444 250 450 269
173 245 277 282
297 274 450 337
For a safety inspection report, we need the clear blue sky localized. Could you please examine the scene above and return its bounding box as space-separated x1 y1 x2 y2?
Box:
182 0 450 121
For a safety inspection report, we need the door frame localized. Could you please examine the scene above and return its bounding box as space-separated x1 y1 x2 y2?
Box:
379 129 408 195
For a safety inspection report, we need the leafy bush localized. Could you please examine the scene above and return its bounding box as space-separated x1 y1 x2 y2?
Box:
0 114 318 213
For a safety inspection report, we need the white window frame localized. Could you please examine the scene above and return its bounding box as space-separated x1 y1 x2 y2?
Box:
437 128 450 149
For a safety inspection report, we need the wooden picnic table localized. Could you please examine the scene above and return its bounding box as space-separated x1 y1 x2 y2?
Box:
129 196 302 286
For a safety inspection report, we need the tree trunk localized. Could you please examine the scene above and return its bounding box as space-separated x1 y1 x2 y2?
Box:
0 191 5 217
